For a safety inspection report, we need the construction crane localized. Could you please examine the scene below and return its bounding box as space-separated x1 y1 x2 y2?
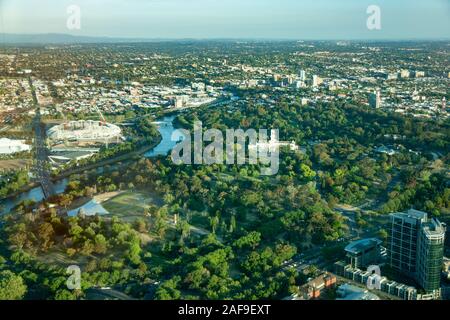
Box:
90 98 111 148
91 98 107 124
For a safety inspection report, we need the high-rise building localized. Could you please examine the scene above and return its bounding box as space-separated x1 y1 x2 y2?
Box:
414 71 425 78
389 210 427 275
299 70 306 81
295 80 306 89
369 90 381 108
400 69 411 78
388 209 446 299
382 72 398 81
174 96 186 108
312 75 322 88
344 238 383 269
286 75 295 85
416 218 446 295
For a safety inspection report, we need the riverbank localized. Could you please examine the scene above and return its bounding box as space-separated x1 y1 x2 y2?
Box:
0 115 182 214
0 134 162 204
54 135 162 180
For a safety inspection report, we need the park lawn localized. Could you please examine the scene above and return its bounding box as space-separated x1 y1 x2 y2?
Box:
102 191 163 222
35 248 91 268
35 243 130 268
0 159 31 171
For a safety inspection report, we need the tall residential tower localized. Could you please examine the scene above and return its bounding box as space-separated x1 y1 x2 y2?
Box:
369 90 382 109
388 209 446 299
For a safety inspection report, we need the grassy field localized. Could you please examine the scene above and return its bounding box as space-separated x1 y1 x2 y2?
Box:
0 159 30 171
36 248 91 268
102 191 163 222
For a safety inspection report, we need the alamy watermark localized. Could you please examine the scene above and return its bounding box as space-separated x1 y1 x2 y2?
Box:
66 265 81 290
367 5 381 30
171 122 280 176
366 265 382 290
67 5 81 30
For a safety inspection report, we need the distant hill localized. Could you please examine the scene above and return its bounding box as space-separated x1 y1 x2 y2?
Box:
0 33 243 44
0 33 156 44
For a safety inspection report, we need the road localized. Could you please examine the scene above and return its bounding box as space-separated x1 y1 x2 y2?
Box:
86 288 136 300
29 77 56 199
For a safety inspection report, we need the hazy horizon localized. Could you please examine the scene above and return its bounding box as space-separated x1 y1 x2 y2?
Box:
2 32 450 42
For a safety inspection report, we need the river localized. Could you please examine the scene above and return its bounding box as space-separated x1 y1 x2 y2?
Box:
0 115 185 215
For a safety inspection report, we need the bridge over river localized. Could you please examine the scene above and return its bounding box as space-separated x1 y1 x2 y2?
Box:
30 78 56 199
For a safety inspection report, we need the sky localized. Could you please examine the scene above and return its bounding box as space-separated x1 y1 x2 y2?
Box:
0 0 449 40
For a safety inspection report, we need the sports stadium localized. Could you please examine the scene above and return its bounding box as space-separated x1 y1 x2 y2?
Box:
47 120 122 143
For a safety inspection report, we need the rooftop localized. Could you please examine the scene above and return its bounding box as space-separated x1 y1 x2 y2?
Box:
345 238 382 255
421 218 446 239
68 199 109 217
391 209 428 222
336 284 380 301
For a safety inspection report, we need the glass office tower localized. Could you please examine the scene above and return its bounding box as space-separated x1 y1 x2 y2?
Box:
388 209 446 299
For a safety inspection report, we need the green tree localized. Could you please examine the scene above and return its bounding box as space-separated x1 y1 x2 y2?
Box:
210 216 220 234
134 218 147 233
94 234 108 254
0 270 27 300
378 229 388 242
234 231 261 250
155 276 182 300
300 164 316 180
